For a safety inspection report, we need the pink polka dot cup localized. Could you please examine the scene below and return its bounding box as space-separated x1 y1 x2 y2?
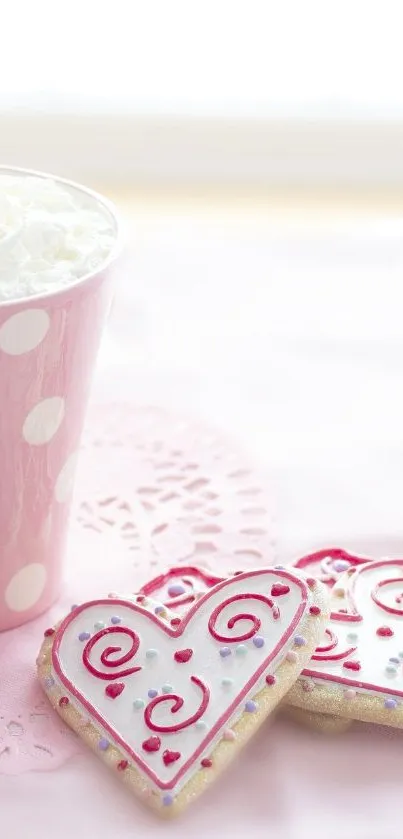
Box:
0 167 121 631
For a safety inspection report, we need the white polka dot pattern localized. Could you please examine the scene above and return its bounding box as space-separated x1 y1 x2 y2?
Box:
22 397 65 445
0 309 49 355
55 452 78 503
5 563 47 611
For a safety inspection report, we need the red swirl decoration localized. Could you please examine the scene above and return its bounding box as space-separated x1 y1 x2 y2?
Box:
313 644 357 662
313 628 337 654
144 676 209 732
208 593 275 642
82 627 142 680
371 577 403 615
311 628 357 661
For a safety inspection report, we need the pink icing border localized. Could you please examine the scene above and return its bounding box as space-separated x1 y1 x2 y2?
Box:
294 547 369 622
302 558 403 697
295 547 369 598
295 547 372 566
140 566 225 610
52 569 308 791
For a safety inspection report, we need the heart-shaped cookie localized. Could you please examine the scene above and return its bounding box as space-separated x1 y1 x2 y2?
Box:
38 568 328 816
287 558 403 727
141 558 360 735
283 547 372 732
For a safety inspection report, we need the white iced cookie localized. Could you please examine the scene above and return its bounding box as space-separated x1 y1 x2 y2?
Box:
282 548 370 732
139 561 354 736
38 568 328 817
287 558 403 727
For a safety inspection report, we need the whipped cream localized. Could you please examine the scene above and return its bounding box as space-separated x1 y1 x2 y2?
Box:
0 174 116 301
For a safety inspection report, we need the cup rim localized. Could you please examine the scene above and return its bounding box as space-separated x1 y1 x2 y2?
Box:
0 165 123 309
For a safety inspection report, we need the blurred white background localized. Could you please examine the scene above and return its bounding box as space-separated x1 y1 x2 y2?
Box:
2 0 403 558
1 0 403 186
1 0 401 117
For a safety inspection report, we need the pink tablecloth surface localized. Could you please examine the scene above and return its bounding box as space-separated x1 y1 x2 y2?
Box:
4 717 402 839
4 214 403 838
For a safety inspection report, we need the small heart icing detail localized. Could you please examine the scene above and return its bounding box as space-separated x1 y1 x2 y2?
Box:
271 583 290 597
174 648 193 663
342 660 361 671
170 617 181 627
377 626 393 637
142 736 161 753
105 682 125 699
163 749 181 766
